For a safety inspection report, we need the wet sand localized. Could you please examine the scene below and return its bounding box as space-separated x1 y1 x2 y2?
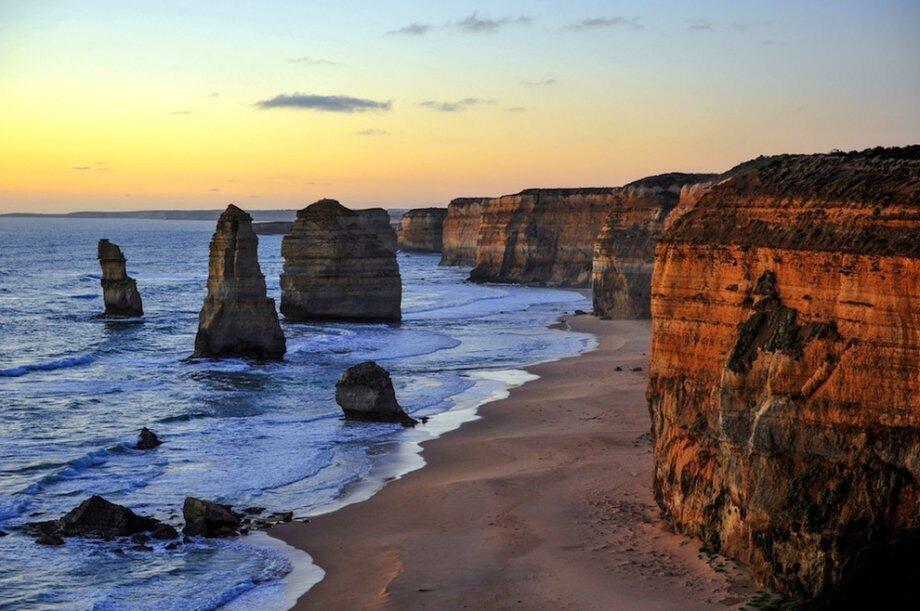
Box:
273 316 756 610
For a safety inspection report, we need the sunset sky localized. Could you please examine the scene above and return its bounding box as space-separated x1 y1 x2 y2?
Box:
1 0 917 212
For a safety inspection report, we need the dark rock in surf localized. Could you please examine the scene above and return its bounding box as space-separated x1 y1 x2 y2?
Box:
334 361 417 426
151 523 178 540
98 239 143 317
135 427 163 450
35 533 65 546
24 495 161 541
182 497 241 538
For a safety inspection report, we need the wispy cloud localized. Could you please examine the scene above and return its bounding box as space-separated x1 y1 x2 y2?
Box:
563 17 643 32
286 56 343 66
73 162 108 171
685 19 715 31
453 12 533 33
521 78 556 86
210 188 220 192
72 166 91 171
388 12 533 36
255 93 392 112
420 98 494 112
505 106 527 113
169 110 194 115
388 22 435 36
355 128 390 136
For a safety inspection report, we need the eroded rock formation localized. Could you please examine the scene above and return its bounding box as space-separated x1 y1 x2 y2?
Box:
281 199 401 322
97 239 143 317
440 197 490 266
397 208 447 252
335 361 416 426
193 205 286 359
357 208 398 253
182 497 242 537
592 174 716 318
647 147 920 601
469 188 618 286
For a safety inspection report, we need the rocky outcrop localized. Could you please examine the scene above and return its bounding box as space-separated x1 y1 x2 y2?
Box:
356 208 398 253
24 496 161 541
592 174 716 318
469 188 619 286
439 197 490 266
193 205 286 359
335 361 417 426
647 147 920 601
281 199 401 322
182 497 241 537
97 239 143 317
397 208 447 252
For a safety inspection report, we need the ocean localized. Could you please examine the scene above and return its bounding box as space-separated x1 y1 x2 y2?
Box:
0 217 594 610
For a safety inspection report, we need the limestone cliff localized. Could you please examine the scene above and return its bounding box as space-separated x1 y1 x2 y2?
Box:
469 188 619 287
647 147 920 601
356 208 398 253
397 208 447 252
281 199 401 322
439 197 490 267
97 239 143 317
193 205 286 359
591 174 716 318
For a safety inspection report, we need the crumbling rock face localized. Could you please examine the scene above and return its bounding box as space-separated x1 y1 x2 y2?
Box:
97 239 143 317
281 199 401 322
397 208 447 252
647 147 920 600
469 188 619 287
440 197 490 266
193 205 286 359
591 174 716 318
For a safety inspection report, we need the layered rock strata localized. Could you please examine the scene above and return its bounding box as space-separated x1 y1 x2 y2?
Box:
647 147 920 601
397 208 447 252
97 239 143 317
356 208 398 253
193 205 286 359
469 188 619 286
439 197 490 266
280 199 401 322
592 174 716 318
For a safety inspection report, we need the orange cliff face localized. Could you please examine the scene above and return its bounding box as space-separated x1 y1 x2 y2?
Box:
469 188 618 287
647 148 920 601
397 208 447 253
439 197 490 267
591 174 716 319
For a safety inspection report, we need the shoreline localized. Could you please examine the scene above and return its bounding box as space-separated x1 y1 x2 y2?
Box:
272 316 758 609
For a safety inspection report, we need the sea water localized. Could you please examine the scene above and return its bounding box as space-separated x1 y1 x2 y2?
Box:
0 217 594 610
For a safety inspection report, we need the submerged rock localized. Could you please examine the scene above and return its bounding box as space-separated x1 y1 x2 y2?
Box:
182 497 241 537
135 427 162 450
193 205 286 359
97 239 143 317
280 199 402 322
334 361 417 426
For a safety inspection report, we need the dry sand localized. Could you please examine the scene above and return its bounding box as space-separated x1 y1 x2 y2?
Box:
273 316 758 610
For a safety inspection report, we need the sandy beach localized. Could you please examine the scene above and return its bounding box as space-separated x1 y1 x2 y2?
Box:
273 316 758 610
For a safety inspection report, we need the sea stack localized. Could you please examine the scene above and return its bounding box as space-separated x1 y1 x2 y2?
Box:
356 208 398 253
97 239 143 317
397 208 447 252
648 147 920 601
440 197 490 267
591 173 716 318
193 205 285 359
335 361 417 426
280 199 401 322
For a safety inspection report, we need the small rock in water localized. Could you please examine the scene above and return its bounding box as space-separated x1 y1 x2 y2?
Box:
182 497 241 538
151 523 178 540
0 530 7 537
334 361 417 426
130 534 150 545
130 544 154 553
242 506 265 515
632 366 643 372
267 511 293 524
135 427 163 450
23 495 161 542
615 366 623 372
165 541 181 550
